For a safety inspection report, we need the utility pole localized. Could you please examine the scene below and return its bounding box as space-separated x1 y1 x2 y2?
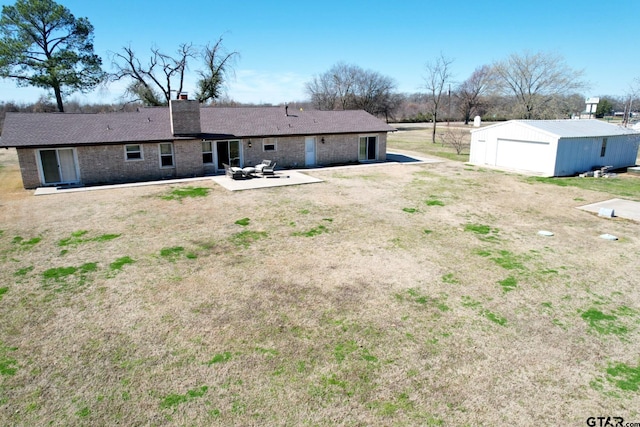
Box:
447 84 451 126
623 97 633 127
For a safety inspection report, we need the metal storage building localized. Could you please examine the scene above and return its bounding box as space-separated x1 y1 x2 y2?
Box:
469 119 640 176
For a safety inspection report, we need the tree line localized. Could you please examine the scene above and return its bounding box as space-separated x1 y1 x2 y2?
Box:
307 52 639 142
1 0 638 131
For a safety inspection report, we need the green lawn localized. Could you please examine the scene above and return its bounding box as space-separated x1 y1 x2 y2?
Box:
527 176 640 200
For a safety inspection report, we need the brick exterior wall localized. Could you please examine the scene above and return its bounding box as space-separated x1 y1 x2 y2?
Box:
174 140 206 177
17 140 208 188
78 143 174 184
242 132 387 169
378 133 388 161
16 133 388 188
77 141 208 185
16 148 40 189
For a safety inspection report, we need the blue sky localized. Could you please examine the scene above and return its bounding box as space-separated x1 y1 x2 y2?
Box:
1 0 639 105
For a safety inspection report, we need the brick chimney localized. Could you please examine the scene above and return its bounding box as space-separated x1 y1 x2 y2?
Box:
169 94 201 136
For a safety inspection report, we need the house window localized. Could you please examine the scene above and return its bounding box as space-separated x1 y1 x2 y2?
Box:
159 143 174 168
263 138 277 152
359 136 377 161
202 141 213 164
600 138 607 157
125 144 143 161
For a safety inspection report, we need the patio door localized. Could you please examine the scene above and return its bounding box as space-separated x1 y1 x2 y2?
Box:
359 136 377 161
305 137 316 166
38 148 79 185
216 140 241 169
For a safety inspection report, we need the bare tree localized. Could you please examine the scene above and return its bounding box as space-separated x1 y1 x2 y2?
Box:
492 51 586 119
305 62 397 118
333 62 360 110
306 73 338 110
621 77 639 127
194 37 239 104
306 62 359 110
442 128 470 155
110 43 195 106
351 68 397 117
376 92 404 123
423 53 454 143
456 65 491 124
542 93 585 119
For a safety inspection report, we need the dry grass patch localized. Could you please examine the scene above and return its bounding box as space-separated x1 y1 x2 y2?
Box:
1 146 640 425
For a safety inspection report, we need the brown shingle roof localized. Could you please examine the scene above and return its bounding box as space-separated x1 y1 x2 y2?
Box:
1 108 174 147
0 106 395 148
200 107 395 138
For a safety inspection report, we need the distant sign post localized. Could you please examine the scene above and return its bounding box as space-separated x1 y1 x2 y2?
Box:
585 97 600 119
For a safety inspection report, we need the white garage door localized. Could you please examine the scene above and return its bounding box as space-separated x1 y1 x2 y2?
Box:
496 139 550 173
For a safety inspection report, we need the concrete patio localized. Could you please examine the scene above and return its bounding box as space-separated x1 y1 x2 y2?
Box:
33 151 436 195
212 170 323 191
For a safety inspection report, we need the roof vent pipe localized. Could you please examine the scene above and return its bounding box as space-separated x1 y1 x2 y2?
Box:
285 105 288 116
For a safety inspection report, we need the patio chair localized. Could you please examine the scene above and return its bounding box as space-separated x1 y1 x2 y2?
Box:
223 163 244 180
261 162 276 176
254 160 272 174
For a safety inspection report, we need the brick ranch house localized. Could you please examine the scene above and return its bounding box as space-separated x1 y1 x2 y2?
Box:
0 99 395 189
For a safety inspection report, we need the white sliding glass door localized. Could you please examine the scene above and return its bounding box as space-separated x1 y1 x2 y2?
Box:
38 148 79 185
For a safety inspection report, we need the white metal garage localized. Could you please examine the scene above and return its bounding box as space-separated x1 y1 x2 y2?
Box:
469 120 640 176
